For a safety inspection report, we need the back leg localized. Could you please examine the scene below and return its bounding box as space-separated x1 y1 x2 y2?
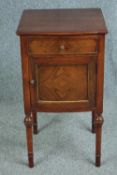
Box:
32 112 38 134
92 111 96 133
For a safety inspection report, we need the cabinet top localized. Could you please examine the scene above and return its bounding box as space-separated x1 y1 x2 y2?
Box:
16 8 108 36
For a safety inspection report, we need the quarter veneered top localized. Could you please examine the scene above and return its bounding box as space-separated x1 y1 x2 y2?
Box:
16 8 108 35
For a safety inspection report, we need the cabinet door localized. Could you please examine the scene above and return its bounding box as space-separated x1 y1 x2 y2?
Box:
29 56 97 112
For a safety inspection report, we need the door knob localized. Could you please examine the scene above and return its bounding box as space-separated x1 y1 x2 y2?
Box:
60 45 65 50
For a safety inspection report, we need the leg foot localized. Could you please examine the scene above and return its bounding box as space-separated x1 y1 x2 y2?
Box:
28 153 34 168
94 114 104 167
92 111 96 133
96 155 100 167
24 114 34 168
32 112 38 134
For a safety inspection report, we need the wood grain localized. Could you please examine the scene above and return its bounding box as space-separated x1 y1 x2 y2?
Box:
29 56 97 111
20 36 31 114
37 65 88 101
28 36 98 55
16 8 108 35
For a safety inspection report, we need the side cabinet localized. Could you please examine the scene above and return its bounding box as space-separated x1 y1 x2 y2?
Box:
17 9 108 168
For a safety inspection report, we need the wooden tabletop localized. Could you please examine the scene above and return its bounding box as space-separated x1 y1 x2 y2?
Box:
16 8 108 35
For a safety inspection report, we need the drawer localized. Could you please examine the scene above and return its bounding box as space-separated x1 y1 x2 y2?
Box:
28 36 98 55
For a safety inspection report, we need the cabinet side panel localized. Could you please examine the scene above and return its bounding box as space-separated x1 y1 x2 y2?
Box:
96 35 105 113
20 36 31 114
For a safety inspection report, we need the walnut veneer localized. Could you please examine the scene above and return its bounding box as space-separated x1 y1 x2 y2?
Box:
16 8 108 168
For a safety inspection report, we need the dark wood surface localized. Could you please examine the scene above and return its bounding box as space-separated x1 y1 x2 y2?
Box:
17 8 108 35
37 65 89 101
28 36 98 55
17 8 108 168
29 55 96 112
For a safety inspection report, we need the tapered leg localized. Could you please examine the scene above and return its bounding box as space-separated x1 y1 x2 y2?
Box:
32 112 38 134
24 114 34 168
95 114 104 167
92 111 96 133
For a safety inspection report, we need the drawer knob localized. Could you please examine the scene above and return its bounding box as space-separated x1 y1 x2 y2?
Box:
30 79 35 85
60 45 65 50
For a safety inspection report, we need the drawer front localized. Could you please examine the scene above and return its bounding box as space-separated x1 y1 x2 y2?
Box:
28 36 98 55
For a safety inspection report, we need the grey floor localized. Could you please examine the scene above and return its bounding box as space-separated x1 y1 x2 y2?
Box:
0 96 117 175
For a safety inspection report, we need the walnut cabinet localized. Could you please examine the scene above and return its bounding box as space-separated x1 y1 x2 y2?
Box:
16 8 108 168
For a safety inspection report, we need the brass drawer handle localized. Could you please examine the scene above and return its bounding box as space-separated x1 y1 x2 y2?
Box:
30 79 35 85
60 45 65 50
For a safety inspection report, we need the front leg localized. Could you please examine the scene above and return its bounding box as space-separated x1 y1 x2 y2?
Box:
24 114 34 168
94 113 104 167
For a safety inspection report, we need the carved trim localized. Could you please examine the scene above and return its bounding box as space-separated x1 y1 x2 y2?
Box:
28 152 34 168
28 152 33 159
24 114 33 127
94 114 104 127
